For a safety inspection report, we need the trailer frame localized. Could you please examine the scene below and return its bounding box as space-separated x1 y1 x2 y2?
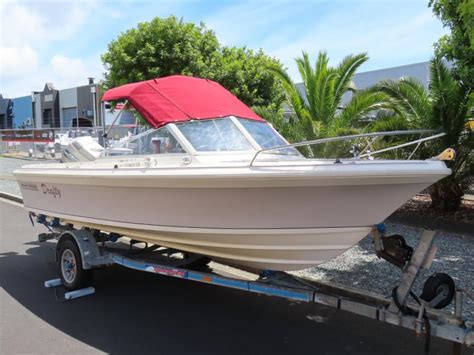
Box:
36 215 473 354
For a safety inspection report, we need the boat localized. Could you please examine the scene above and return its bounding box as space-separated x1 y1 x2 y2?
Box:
14 75 451 271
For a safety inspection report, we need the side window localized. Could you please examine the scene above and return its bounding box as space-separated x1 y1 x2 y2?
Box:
121 126 186 155
145 126 185 154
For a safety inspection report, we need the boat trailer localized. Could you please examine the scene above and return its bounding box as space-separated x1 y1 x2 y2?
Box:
35 215 473 354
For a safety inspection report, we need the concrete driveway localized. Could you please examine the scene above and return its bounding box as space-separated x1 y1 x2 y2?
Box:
0 199 470 355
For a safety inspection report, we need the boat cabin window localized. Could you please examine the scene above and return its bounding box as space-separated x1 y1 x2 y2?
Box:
109 125 185 156
237 118 300 156
237 118 286 148
177 119 253 152
147 126 185 154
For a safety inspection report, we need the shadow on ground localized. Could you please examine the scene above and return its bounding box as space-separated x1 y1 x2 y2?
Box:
0 201 469 354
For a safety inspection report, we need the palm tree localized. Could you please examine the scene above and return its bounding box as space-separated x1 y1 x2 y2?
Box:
369 57 473 211
268 51 388 141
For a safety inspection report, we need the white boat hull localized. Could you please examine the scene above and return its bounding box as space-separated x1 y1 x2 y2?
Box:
15 158 449 271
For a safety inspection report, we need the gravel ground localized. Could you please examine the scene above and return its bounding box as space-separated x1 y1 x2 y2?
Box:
2 156 472 319
293 223 474 319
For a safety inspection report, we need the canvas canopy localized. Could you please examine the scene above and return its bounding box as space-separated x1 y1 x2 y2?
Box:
101 75 264 128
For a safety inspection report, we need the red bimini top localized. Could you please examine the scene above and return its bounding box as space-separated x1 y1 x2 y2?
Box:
101 75 264 128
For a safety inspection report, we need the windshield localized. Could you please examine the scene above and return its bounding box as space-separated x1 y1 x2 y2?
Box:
177 119 253 152
237 118 287 148
238 118 300 156
106 126 185 155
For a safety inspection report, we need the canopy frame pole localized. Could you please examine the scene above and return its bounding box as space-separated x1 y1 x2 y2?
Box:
102 100 129 148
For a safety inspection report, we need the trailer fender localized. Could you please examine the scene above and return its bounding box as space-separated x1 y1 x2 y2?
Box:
57 230 112 269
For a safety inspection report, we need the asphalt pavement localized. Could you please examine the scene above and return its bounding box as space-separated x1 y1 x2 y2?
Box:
0 199 471 355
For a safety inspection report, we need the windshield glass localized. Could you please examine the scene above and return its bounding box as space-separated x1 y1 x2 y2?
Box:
238 118 300 156
177 119 253 152
147 126 185 154
107 126 185 155
237 118 287 148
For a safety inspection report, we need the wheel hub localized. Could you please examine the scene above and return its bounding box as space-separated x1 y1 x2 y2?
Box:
61 249 77 283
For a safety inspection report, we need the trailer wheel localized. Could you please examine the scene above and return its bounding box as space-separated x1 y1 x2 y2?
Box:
57 237 91 291
420 273 455 309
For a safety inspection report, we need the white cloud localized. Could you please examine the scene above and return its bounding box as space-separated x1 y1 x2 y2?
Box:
49 54 103 89
0 1 93 46
0 0 100 97
0 3 44 46
0 45 39 77
51 55 88 80
0 54 102 97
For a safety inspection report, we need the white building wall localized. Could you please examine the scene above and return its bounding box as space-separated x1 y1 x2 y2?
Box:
352 61 430 90
294 61 431 108
33 93 42 129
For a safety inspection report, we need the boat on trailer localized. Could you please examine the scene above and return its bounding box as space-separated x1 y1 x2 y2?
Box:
14 75 452 271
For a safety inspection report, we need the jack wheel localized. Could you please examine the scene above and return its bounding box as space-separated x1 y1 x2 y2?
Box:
57 236 91 291
420 273 455 309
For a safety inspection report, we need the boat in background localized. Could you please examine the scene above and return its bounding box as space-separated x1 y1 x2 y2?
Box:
14 75 451 271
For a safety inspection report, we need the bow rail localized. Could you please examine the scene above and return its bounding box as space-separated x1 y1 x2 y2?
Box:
249 129 446 166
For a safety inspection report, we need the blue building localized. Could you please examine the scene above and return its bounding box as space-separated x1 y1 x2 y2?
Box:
12 95 33 128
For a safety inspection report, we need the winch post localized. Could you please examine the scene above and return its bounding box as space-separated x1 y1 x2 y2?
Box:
389 230 436 312
371 225 383 253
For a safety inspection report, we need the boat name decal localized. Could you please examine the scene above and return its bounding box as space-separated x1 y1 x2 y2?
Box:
20 182 39 191
41 184 61 198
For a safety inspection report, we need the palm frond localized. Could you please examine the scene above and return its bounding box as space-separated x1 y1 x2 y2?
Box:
368 114 410 132
333 53 368 104
371 78 430 125
334 91 389 132
266 63 309 123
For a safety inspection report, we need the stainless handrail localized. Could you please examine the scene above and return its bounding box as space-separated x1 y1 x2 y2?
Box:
249 129 444 166
357 132 446 158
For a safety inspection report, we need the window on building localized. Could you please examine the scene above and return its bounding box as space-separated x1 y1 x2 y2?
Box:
43 109 52 127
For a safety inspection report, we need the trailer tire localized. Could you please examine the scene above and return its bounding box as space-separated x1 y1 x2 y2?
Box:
57 237 91 291
420 273 455 309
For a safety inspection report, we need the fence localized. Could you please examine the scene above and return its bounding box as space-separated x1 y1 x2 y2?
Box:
0 127 137 160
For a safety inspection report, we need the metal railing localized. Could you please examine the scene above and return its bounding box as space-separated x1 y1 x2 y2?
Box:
0 127 137 159
249 129 445 166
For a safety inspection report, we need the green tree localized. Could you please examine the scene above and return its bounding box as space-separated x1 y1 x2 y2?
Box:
268 51 388 141
429 0 474 88
102 16 219 87
102 16 283 108
370 58 473 211
208 47 284 108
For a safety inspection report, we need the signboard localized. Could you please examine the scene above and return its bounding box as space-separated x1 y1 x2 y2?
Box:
0 129 55 142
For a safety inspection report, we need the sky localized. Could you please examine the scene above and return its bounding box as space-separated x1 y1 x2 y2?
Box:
0 0 448 98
